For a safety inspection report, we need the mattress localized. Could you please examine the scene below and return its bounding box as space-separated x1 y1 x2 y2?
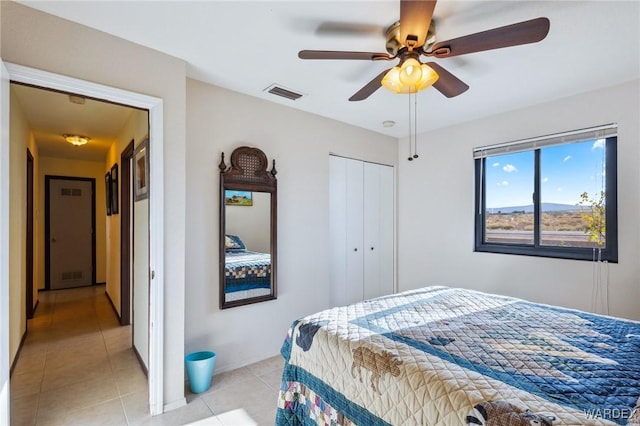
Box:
276 286 640 425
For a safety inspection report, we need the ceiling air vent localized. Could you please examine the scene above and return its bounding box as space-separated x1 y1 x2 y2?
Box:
264 84 303 101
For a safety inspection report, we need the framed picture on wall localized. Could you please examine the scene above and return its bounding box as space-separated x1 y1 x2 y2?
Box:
110 163 119 214
105 171 112 216
134 138 149 201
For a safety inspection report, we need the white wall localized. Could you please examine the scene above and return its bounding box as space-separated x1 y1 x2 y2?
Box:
2 2 187 408
185 78 397 373
398 79 640 321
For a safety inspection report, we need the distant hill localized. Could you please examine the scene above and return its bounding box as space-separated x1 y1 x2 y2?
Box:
487 203 580 214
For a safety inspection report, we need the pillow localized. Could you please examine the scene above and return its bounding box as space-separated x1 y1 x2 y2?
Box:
225 234 246 251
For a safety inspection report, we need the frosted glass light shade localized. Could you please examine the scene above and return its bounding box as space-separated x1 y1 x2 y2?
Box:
381 62 439 94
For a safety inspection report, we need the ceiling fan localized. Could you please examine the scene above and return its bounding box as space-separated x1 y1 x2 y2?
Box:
298 0 550 101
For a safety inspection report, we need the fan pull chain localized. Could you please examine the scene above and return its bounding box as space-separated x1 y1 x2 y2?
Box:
407 93 419 161
413 93 419 160
407 93 413 161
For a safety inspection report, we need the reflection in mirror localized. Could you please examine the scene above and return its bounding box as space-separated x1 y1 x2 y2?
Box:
224 191 271 302
219 146 277 309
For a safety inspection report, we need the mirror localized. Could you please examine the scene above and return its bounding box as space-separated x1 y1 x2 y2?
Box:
219 146 277 309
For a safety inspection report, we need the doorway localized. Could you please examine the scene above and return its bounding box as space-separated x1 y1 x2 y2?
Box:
45 176 96 290
25 149 34 319
2 62 166 416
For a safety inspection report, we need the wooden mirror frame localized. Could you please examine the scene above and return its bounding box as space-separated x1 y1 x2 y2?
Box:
219 146 277 309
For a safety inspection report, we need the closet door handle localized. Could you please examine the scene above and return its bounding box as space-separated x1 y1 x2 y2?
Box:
370 247 374 251
354 248 358 252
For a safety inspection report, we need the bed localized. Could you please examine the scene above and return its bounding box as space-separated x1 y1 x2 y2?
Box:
276 286 640 425
224 234 271 301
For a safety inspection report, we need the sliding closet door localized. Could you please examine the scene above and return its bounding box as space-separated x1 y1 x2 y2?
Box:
329 156 348 307
329 156 364 306
330 155 394 307
344 159 364 304
363 162 394 299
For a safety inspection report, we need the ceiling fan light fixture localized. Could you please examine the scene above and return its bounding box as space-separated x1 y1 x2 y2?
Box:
415 63 439 91
381 67 404 93
398 58 423 86
63 134 90 146
381 61 439 94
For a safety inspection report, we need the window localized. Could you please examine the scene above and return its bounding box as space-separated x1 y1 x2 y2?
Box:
474 125 618 262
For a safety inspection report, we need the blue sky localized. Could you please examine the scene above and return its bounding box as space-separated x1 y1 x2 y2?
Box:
485 139 606 208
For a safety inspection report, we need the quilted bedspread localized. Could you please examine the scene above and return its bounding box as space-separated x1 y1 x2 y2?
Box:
276 286 640 425
224 251 271 292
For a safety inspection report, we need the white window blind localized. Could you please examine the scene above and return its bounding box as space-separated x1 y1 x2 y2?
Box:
473 123 618 159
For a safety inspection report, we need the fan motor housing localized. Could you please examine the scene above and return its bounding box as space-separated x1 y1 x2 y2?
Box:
385 20 437 55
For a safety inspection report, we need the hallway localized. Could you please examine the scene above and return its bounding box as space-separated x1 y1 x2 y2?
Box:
10 285 148 425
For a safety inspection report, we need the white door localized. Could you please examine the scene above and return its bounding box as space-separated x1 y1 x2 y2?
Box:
133 161 150 370
363 163 395 299
345 158 364 304
48 178 93 289
329 156 348 307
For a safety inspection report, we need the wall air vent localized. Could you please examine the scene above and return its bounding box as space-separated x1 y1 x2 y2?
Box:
264 84 304 101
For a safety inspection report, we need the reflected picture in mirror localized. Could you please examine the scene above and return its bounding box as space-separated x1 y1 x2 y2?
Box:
219 147 277 309
225 190 253 206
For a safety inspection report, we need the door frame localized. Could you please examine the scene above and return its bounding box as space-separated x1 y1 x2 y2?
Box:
44 176 96 290
1 60 10 426
2 62 166 415
120 141 134 326
26 149 34 319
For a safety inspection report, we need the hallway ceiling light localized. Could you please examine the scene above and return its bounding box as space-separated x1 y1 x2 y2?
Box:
63 134 90 146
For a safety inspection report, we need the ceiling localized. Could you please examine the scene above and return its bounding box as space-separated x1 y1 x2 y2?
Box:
14 1 640 143
11 83 138 161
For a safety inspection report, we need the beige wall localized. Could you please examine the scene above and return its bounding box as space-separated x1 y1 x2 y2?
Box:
398 79 640 321
8 86 38 362
105 109 148 316
38 157 107 288
2 2 187 408
185 78 398 373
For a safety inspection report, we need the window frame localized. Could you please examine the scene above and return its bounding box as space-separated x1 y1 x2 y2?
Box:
474 136 618 263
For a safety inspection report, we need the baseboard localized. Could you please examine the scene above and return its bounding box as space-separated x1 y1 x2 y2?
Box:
94 282 106 286
163 398 187 413
9 331 28 377
104 289 122 323
32 299 39 316
132 345 149 377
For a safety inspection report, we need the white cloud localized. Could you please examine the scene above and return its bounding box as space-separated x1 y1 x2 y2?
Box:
592 139 605 150
497 181 509 186
542 177 549 183
563 155 572 162
503 164 517 173
492 162 500 167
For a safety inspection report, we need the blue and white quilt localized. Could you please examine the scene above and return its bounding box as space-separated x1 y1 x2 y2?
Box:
276 286 640 425
224 250 271 293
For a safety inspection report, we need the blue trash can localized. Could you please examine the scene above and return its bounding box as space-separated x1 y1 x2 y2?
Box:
185 351 216 393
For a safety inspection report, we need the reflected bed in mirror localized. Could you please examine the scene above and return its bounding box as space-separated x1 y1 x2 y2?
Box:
219 146 277 309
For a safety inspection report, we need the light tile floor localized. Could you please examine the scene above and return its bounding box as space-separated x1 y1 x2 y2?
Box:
10 286 284 425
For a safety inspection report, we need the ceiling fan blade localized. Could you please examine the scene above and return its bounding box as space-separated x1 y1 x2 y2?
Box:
299 50 393 61
425 62 469 98
427 17 550 58
349 68 391 101
400 0 437 49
